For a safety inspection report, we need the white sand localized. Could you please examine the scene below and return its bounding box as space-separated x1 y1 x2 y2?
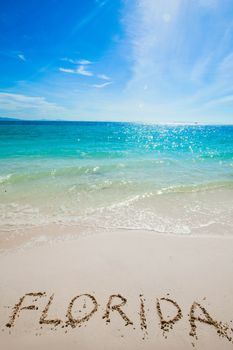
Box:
0 229 233 349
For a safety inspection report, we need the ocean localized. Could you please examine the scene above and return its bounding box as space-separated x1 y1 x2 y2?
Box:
0 121 233 236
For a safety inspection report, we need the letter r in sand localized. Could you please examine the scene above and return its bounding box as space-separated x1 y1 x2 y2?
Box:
103 294 133 326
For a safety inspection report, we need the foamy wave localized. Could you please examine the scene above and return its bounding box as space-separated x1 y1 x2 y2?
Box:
156 181 233 194
0 184 233 236
0 174 12 184
0 200 191 234
0 203 50 228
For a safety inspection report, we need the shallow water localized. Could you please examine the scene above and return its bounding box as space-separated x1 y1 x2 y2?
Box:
0 121 232 235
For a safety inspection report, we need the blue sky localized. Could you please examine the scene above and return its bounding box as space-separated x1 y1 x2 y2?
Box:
0 0 233 123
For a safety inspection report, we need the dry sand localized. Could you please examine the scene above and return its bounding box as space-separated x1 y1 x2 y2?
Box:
0 229 233 349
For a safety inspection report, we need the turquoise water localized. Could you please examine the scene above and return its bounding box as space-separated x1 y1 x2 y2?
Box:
0 121 233 234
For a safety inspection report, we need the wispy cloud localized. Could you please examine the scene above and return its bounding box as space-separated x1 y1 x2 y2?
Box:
77 65 93 76
92 82 112 88
61 57 92 65
120 0 233 122
0 92 64 117
71 0 109 34
61 57 76 64
18 54 26 61
59 67 75 73
204 94 233 107
97 74 111 81
218 51 233 79
95 0 108 7
59 61 112 82
190 54 213 84
59 65 93 76
124 0 183 92
77 59 92 65
0 50 26 62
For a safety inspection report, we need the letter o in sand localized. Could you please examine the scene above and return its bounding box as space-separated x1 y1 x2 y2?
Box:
66 294 98 328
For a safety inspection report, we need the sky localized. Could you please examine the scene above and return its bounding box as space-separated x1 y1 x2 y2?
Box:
0 0 233 123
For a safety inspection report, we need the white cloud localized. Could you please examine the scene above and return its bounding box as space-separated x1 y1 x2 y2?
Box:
204 94 233 107
124 0 183 91
59 65 93 76
92 82 112 88
59 67 75 73
18 54 26 61
61 57 76 64
0 92 64 115
60 59 112 80
97 74 111 80
77 65 93 76
61 58 92 65
95 0 108 7
121 0 233 120
218 51 233 78
190 54 212 83
77 59 92 65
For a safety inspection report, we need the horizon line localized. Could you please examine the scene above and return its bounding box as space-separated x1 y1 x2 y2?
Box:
0 117 233 126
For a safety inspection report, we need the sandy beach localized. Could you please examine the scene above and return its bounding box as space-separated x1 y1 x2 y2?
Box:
1 228 233 350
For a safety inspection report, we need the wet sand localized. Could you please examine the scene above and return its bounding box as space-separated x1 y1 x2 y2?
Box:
0 229 233 349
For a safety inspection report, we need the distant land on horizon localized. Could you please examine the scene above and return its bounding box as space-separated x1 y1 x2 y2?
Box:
0 117 68 122
0 117 22 121
0 117 233 126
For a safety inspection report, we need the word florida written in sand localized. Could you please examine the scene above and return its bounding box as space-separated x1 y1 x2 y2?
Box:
4 292 233 344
